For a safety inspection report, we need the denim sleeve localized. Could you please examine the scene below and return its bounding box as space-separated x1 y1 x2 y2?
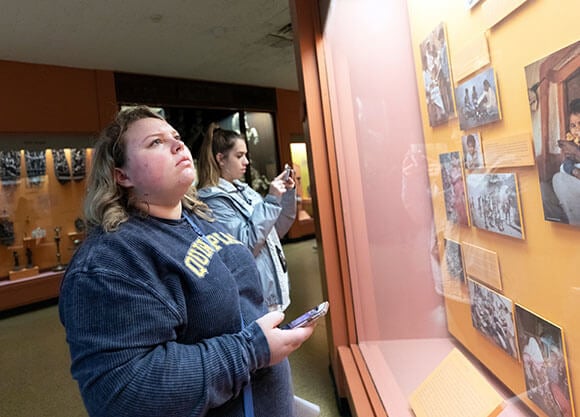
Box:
205 196 282 257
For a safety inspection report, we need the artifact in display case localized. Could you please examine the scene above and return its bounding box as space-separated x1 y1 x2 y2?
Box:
525 40 580 226
52 226 65 272
0 150 22 185
419 22 456 127
24 150 46 185
52 148 71 183
455 67 502 131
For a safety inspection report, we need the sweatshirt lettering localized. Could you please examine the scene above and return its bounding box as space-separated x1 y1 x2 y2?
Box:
184 232 242 278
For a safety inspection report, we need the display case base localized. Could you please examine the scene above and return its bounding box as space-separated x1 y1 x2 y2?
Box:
9 266 40 281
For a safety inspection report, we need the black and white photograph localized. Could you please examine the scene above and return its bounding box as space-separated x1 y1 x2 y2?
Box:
462 132 484 170
466 172 524 239
444 238 465 282
419 22 456 127
515 305 575 417
468 279 518 359
455 67 502 130
525 40 580 226
440 151 469 226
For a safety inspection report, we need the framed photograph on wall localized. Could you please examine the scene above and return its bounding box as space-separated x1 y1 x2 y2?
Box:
467 279 518 359
439 151 469 226
525 40 580 226
419 22 456 127
465 172 524 239
515 304 575 417
455 67 502 130
462 132 484 170
444 238 465 282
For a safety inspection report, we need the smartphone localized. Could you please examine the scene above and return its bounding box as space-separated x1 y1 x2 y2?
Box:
281 301 329 329
283 163 292 181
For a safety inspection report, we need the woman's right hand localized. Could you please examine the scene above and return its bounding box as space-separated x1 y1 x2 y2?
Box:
256 311 315 366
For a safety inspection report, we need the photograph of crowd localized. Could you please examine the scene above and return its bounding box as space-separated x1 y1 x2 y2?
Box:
419 22 456 127
525 40 580 226
468 279 518 359
515 305 574 417
439 151 469 226
444 238 465 282
455 67 502 130
465 172 524 239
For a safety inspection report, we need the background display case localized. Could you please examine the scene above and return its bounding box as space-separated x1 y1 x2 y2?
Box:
291 0 579 416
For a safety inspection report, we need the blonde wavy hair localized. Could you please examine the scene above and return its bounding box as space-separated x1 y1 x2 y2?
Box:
84 105 212 232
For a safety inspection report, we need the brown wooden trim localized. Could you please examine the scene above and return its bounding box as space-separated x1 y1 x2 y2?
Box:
290 0 355 397
114 72 277 111
351 345 389 417
337 345 378 417
0 271 64 312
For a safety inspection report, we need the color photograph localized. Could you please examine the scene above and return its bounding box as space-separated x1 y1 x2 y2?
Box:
455 67 502 130
525 40 580 226
439 151 469 226
419 22 456 127
468 279 518 359
466 173 524 239
515 305 575 417
462 132 484 170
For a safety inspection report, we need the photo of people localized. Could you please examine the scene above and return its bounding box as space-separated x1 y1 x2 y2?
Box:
515 305 575 417
455 67 502 130
444 238 465 282
439 151 469 226
419 22 456 127
462 132 484 169
525 40 580 226
466 173 524 239
468 279 518 359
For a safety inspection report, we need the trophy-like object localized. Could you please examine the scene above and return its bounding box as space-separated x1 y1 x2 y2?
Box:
53 226 65 271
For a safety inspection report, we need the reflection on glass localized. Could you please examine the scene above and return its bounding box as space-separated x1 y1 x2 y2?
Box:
290 142 313 221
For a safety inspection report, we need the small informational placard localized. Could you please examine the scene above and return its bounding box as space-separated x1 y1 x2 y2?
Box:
450 33 490 83
461 242 502 291
482 133 535 168
480 0 529 29
409 348 504 417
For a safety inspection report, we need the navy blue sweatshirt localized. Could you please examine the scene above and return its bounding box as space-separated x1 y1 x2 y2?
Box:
59 212 294 416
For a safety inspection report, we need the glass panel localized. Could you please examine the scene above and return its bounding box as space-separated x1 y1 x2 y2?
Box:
244 112 278 195
290 141 314 220
318 0 578 416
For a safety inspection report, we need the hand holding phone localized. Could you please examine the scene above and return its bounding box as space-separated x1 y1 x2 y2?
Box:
281 301 329 329
282 163 292 182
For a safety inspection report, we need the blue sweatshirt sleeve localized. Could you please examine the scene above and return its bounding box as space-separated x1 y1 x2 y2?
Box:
59 269 270 417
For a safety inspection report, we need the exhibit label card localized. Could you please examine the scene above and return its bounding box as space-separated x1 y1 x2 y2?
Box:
482 133 534 168
461 242 502 291
409 348 504 417
450 33 490 83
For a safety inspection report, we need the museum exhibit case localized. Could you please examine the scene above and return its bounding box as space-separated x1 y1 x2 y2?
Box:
291 0 579 416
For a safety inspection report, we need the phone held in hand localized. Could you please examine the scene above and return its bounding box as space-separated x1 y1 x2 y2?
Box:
283 163 292 181
281 301 329 329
